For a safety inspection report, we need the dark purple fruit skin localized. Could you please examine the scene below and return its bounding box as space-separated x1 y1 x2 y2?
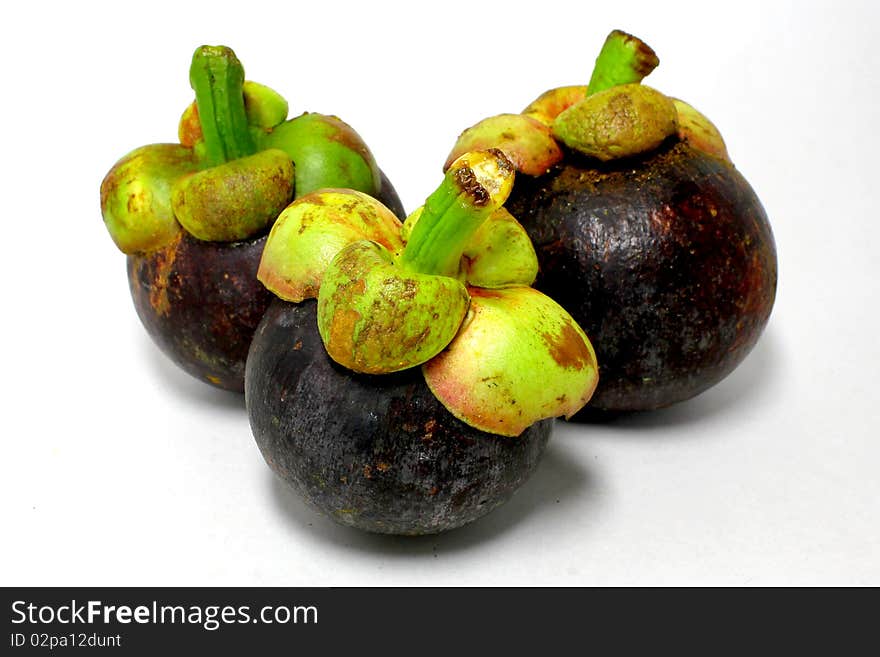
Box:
246 299 552 535
506 140 777 412
127 171 404 393
376 169 406 221
128 232 271 392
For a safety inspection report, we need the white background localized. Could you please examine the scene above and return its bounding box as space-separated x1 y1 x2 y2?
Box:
2 0 878 586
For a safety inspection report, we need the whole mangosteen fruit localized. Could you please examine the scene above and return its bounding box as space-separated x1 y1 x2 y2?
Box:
445 30 777 412
247 150 599 534
101 45 402 392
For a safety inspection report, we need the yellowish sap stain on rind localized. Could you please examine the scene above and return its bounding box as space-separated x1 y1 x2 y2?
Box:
146 233 182 317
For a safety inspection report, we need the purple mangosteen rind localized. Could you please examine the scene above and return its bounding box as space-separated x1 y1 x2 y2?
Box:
505 140 777 411
246 300 552 535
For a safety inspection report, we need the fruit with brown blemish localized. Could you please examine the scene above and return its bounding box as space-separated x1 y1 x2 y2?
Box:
246 150 598 534
446 29 777 412
101 45 402 392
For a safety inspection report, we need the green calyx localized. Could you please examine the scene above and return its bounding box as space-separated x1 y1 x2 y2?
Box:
552 31 675 159
553 84 678 161
258 149 598 436
447 30 727 171
444 114 562 176
171 149 294 242
671 98 730 161
258 189 404 302
317 241 471 374
424 287 598 437
242 81 289 129
102 44 385 254
259 112 381 198
318 150 515 374
101 144 200 254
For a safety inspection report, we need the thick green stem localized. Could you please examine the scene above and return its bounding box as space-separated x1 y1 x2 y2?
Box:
587 30 659 95
190 45 256 166
399 151 514 278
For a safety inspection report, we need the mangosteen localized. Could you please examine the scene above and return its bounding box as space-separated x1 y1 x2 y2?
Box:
101 45 402 392
246 150 599 534
445 30 777 412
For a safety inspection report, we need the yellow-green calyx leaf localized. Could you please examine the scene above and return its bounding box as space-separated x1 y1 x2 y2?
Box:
463 208 538 288
171 149 294 242
444 114 563 177
403 206 537 289
553 84 678 161
522 86 588 127
317 241 470 374
100 144 200 254
259 112 381 198
671 98 730 161
242 81 289 129
257 189 404 302
316 150 515 375
423 287 599 437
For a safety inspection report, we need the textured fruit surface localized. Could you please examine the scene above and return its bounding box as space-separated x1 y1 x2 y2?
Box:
506 141 777 411
246 300 551 535
129 171 403 392
128 232 272 392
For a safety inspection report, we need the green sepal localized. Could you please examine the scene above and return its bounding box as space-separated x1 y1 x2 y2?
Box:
444 114 562 177
522 86 588 127
259 112 381 197
672 98 729 161
243 81 289 129
317 241 470 374
403 206 538 288
553 84 678 161
170 149 294 242
463 208 538 288
258 189 404 302
100 144 201 254
423 287 598 437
